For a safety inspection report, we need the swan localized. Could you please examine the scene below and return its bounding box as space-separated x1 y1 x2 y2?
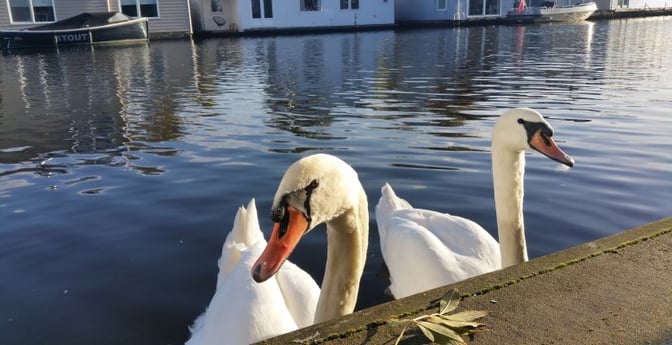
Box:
376 107 575 299
186 199 320 345
252 153 369 324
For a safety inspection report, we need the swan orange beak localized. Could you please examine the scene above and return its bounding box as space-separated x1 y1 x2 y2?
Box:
530 130 575 168
251 205 309 283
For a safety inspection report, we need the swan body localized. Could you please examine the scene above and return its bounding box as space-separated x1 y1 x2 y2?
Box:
252 153 369 324
376 108 574 299
186 199 320 345
376 184 500 299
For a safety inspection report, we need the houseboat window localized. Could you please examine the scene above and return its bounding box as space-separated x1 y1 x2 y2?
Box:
251 0 273 18
121 0 159 18
8 0 55 23
437 0 447 10
468 0 484 15
300 0 321 11
469 0 500 15
340 0 359 9
263 0 273 17
485 0 500 14
211 0 223 12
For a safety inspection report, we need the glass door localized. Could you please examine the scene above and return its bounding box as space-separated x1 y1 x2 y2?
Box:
251 0 274 27
468 0 501 16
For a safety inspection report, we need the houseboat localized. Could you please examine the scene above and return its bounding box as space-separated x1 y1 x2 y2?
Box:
1 12 148 50
189 0 395 35
506 0 598 23
0 0 191 39
395 0 507 25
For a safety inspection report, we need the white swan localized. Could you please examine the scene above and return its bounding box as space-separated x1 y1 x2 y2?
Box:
376 108 575 299
252 153 369 324
186 199 320 345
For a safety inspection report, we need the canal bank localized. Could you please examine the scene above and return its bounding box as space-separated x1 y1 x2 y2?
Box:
256 216 672 345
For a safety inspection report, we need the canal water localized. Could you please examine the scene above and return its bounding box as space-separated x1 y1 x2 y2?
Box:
1 17 671 345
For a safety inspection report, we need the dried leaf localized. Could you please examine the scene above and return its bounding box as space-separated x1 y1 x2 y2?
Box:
387 318 405 327
445 310 490 322
439 289 461 314
393 322 411 345
429 315 485 331
390 287 489 345
417 321 466 345
417 323 435 342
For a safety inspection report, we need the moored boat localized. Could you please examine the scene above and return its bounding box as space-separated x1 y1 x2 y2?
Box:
1 12 148 50
507 0 597 23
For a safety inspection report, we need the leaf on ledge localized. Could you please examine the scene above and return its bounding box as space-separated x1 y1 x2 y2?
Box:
417 320 466 345
444 310 490 322
439 289 461 314
390 288 490 345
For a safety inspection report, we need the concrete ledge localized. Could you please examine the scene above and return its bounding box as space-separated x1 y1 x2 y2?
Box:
256 216 672 345
591 8 672 20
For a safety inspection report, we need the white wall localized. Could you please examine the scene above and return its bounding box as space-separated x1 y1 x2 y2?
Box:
395 0 475 21
235 0 394 31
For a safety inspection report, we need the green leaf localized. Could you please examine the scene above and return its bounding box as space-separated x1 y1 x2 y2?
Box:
417 321 466 345
445 310 490 322
439 289 461 314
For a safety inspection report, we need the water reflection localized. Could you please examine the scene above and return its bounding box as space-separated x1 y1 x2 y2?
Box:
0 43 197 175
0 22 601 169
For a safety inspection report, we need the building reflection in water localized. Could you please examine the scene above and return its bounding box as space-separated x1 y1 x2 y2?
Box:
0 22 598 173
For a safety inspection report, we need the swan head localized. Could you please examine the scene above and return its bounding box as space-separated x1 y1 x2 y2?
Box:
252 153 364 283
493 108 574 167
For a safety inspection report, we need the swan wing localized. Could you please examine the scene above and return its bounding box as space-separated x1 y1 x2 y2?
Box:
217 199 264 284
188 199 314 345
276 260 320 328
376 184 500 299
187 242 298 345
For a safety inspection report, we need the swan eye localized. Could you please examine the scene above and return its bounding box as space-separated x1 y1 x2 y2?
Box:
519 119 554 145
306 179 319 191
277 207 290 238
271 205 285 223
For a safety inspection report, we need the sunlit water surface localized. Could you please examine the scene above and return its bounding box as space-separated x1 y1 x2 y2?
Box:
1 17 671 345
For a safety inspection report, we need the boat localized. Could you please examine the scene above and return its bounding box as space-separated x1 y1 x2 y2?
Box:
506 0 597 23
1 12 148 50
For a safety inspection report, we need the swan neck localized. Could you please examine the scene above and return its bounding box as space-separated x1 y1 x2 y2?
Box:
314 190 369 324
492 145 527 268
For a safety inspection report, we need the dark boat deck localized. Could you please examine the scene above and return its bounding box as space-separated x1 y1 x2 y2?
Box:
25 13 135 31
1 12 148 50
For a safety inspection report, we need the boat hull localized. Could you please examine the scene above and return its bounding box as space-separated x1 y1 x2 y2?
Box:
1 13 148 50
507 2 597 23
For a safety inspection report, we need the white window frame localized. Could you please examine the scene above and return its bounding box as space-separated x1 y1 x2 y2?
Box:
251 0 273 19
120 0 160 18
7 0 56 24
437 0 448 11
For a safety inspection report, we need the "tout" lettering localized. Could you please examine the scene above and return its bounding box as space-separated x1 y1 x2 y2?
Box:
56 33 89 43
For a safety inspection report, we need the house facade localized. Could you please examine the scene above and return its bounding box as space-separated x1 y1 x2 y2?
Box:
396 0 671 24
595 0 670 9
0 0 192 37
190 0 395 34
395 0 508 23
